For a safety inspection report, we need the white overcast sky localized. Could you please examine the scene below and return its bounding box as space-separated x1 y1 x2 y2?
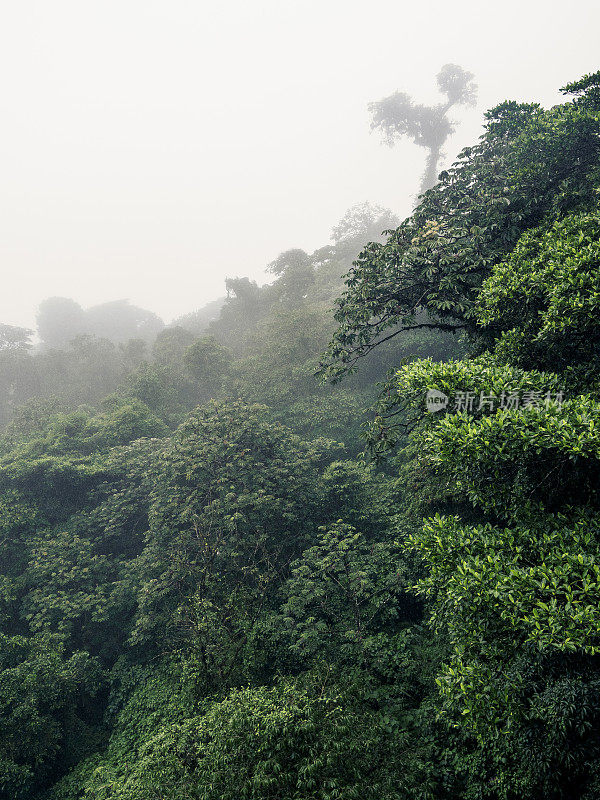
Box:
1 0 599 329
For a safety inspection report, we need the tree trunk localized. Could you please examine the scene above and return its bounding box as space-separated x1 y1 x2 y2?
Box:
420 146 441 195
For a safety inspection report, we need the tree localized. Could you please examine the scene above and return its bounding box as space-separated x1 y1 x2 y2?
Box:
369 64 477 194
321 72 600 382
323 71 600 798
173 297 226 337
267 248 315 304
130 400 338 687
0 634 103 800
331 202 400 261
37 298 88 350
56 673 415 800
282 521 411 663
476 210 600 376
152 326 196 366
85 300 164 345
182 336 232 400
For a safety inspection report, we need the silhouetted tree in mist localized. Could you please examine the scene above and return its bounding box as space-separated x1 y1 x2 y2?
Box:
173 297 226 337
37 297 88 349
331 201 399 259
267 249 315 304
369 64 477 195
86 299 164 344
37 297 164 349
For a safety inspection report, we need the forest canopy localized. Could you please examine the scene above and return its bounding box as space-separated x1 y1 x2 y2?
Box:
0 71 599 800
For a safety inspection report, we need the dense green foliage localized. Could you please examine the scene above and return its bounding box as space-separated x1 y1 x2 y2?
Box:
1 72 600 799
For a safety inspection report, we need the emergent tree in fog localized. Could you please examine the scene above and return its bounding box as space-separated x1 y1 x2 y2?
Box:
330 201 400 259
369 63 477 195
37 297 88 349
37 297 164 349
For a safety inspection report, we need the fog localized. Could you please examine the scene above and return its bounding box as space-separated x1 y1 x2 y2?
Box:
1 0 598 329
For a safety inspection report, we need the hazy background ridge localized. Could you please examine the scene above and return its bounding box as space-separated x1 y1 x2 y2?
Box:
1 0 598 328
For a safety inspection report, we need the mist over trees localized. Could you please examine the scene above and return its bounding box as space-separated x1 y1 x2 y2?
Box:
37 298 164 350
0 67 599 800
0 202 426 436
369 63 477 194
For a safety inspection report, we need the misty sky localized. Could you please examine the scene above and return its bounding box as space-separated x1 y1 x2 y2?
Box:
2 0 599 330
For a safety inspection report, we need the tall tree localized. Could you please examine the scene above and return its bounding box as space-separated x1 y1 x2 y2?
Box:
369 64 477 195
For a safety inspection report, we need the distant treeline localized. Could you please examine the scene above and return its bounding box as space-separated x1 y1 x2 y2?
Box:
0 201 457 438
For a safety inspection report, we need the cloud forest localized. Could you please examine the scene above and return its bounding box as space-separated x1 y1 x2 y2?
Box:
1 44 600 800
